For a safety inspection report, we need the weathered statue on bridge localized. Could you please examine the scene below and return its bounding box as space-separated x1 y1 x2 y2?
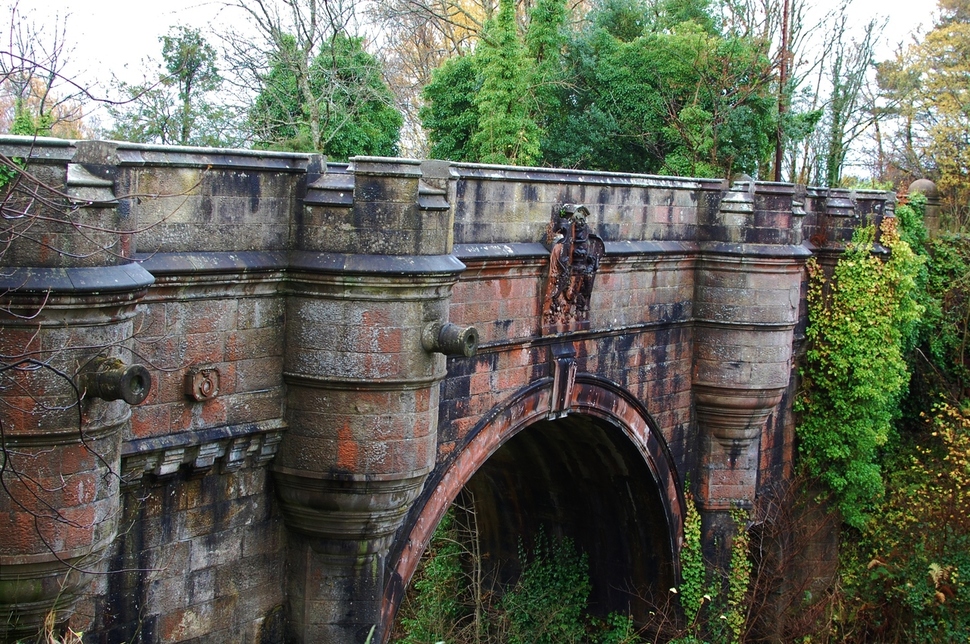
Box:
543 204 605 333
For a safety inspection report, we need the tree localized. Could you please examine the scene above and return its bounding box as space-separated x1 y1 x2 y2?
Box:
421 0 568 165
370 0 495 155
469 0 542 165
421 0 783 177
876 0 970 226
249 32 402 158
108 27 237 147
421 54 480 161
788 6 883 187
545 0 778 177
0 4 89 138
221 0 401 159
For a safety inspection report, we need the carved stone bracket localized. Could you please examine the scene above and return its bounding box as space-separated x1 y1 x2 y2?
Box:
542 204 605 334
549 345 577 419
120 420 285 485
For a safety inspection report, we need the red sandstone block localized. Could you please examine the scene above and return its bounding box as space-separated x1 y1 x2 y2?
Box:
184 332 226 365
225 328 282 362
353 326 405 355
157 600 225 642
234 357 281 392
59 471 98 506
147 574 189 611
236 298 284 331
465 301 496 325
361 308 394 327
494 366 532 393
184 300 239 335
134 303 167 339
469 372 492 396
371 413 421 442
437 441 456 460
131 403 173 440
151 367 188 405
452 415 480 440
52 504 97 549
241 521 283 559
51 444 101 478
223 389 283 424
0 326 43 356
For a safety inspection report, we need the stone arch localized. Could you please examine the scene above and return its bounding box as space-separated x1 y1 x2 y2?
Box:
382 374 685 637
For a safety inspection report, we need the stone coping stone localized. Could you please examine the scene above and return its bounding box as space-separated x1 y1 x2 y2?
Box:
0 263 155 293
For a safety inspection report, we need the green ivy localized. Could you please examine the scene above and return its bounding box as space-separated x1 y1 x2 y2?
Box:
397 511 465 644
396 511 642 643
501 531 591 644
796 218 924 528
670 501 751 644
722 509 751 644
678 492 706 626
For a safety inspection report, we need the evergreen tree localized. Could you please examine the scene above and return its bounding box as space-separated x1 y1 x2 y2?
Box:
420 55 480 162
421 0 780 177
469 0 541 165
250 32 402 160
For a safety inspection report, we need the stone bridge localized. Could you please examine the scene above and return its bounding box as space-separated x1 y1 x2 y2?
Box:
0 137 892 643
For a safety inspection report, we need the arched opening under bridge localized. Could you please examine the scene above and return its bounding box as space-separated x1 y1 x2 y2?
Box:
386 379 684 639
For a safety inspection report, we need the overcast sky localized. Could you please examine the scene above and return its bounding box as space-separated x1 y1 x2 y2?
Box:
11 0 931 127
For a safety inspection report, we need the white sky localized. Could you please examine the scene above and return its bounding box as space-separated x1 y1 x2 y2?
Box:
9 0 930 130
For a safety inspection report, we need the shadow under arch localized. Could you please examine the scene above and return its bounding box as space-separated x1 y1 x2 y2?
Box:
381 374 686 638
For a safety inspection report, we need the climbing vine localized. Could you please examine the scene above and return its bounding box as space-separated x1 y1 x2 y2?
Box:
831 196 970 642
678 493 706 627
796 217 924 528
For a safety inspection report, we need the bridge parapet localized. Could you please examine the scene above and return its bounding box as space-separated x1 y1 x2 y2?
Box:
804 187 896 269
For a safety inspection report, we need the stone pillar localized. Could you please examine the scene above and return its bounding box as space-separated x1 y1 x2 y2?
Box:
275 158 470 643
0 141 152 640
693 181 809 560
908 178 941 237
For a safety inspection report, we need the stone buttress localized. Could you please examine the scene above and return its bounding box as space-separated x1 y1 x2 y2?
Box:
0 141 153 639
273 158 475 642
692 181 810 553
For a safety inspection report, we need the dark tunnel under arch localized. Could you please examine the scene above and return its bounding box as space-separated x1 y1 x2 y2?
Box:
383 377 685 638
460 413 678 620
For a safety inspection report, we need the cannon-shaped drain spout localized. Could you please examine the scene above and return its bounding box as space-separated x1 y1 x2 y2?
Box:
422 321 479 358
81 357 152 405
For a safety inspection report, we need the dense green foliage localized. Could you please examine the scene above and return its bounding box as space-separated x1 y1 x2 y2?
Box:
397 512 466 643
545 18 776 177
796 219 924 528
250 33 402 159
468 0 540 165
421 0 781 177
677 493 706 628
396 510 638 643
838 402 970 642
670 499 751 644
501 532 592 644
795 197 970 641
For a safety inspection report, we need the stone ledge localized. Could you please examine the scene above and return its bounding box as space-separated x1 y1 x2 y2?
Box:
137 251 288 276
121 419 286 484
0 263 155 294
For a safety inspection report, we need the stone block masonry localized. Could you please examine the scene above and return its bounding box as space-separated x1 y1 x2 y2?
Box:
0 137 893 643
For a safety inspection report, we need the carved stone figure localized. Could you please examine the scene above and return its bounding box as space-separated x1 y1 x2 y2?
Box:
543 204 605 332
